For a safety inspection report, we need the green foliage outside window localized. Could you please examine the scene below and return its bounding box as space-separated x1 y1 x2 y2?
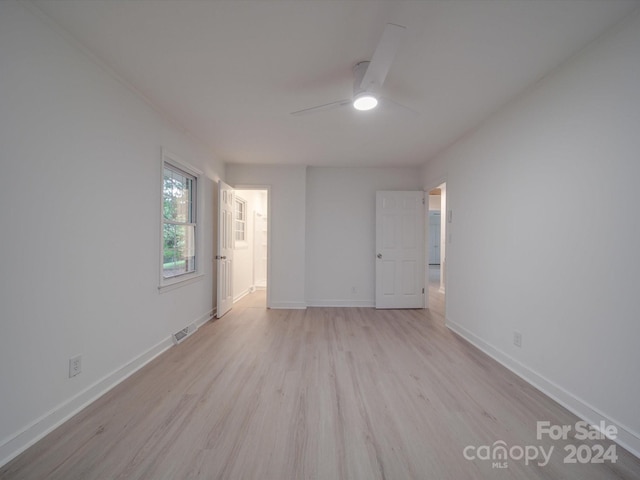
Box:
163 165 195 278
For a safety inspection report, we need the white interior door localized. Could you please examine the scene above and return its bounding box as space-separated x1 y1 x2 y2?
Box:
217 180 234 318
375 191 425 309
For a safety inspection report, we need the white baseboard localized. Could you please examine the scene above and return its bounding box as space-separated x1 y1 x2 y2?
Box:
233 288 251 303
197 308 215 327
0 309 215 468
306 299 375 308
269 301 307 309
446 318 640 459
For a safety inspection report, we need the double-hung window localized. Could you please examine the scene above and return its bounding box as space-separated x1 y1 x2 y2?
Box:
161 151 199 285
234 196 247 244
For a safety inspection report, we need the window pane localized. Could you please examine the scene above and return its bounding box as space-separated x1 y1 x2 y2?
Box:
163 224 195 278
234 197 247 243
161 157 198 284
235 199 245 221
163 167 193 223
235 221 245 242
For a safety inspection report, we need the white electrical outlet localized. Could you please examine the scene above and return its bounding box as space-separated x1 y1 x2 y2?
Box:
513 332 522 348
69 355 82 378
351 286 357 294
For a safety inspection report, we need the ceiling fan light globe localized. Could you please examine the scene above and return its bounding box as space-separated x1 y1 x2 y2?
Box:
353 94 378 111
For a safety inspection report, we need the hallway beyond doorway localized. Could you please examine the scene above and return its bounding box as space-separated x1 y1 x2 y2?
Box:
234 289 266 309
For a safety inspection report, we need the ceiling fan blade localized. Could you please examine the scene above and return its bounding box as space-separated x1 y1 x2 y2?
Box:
290 99 352 116
379 97 420 117
359 23 406 92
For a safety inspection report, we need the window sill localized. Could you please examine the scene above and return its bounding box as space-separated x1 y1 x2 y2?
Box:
158 272 204 293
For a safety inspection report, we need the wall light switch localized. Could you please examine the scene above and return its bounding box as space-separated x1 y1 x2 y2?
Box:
513 332 522 348
69 355 82 378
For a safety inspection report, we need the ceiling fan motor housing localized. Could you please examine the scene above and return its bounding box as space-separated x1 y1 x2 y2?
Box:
352 61 379 110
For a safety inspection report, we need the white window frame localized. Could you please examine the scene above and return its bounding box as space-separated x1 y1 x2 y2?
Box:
159 149 204 292
234 195 248 249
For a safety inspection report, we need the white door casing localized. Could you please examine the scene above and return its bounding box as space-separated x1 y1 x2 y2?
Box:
375 191 425 309
217 180 234 318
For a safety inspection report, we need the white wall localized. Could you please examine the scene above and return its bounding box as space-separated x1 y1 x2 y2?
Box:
422 11 640 456
305 167 422 306
226 165 307 308
0 1 223 465
227 166 422 307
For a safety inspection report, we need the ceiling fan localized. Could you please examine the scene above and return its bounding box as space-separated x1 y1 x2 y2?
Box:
290 23 414 116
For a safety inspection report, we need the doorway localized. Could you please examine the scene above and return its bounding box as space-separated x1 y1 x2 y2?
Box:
232 188 269 309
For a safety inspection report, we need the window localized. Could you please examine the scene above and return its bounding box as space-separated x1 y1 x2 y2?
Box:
234 196 247 244
162 155 197 281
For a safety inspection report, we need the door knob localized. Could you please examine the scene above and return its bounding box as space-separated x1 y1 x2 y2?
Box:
377 253 382 259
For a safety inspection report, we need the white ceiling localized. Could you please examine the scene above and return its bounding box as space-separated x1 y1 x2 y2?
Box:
32 0 638 167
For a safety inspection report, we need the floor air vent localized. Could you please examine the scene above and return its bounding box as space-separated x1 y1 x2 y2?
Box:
172 324 197 345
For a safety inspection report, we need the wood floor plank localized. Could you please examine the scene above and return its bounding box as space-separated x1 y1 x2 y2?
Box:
1 288 639 479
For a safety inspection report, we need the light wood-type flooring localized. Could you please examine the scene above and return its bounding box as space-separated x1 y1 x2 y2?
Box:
2 285 639 479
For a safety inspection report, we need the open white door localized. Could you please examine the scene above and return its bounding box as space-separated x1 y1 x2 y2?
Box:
375 191 425 309
217 181 234 318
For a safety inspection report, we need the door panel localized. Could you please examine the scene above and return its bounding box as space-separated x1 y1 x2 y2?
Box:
402 261 418 295
217 181 234 318
376 191 425 309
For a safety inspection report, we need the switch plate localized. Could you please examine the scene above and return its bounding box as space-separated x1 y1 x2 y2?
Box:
513 332 522 348
69 355 82 378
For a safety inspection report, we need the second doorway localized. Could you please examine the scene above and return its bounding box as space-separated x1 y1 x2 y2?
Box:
232 188 268 308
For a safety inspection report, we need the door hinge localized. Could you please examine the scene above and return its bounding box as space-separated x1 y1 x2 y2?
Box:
422 287 425 294
422 197 425 205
